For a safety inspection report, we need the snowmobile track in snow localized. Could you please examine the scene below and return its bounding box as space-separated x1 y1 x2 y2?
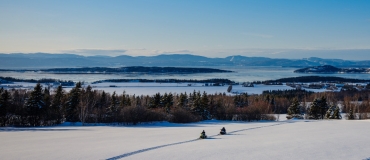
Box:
106 121 291 160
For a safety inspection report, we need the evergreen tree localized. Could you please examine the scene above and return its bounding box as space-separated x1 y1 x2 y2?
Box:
96 91 107 122
107 92 120 122
307 96 328 119
318 96 329 119
325 106 333 119
42 87 52 125
200 91 211 119
65 82 81 122
161 93 173 113
11 89 27 125
324 104 342 119
191 91 201 116
50 85 64 124
190 91 210 120
43 88 51 109
149 93 161 108
25 83 45 126
177 93 187 108
330 106 342 119
308 98 320 119
286 98 303 119
0 89 11 126
348 108 355 120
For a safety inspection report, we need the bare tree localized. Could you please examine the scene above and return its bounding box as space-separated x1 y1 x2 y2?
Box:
79 86 97 125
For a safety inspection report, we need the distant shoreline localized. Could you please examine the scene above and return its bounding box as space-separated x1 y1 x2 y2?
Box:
0 66 232 74
1 76 369 86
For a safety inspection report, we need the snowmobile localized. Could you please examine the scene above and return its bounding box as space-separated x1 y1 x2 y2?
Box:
199 130 207 139
219 127 226 135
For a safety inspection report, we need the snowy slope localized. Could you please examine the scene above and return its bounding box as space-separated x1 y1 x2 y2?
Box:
1 120 370 160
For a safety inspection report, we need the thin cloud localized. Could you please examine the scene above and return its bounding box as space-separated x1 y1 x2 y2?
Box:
242 32 273 38
161 50 193 54
62 49 127 56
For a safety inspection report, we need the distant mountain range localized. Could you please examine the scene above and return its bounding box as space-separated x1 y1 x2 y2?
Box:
0 53 369 69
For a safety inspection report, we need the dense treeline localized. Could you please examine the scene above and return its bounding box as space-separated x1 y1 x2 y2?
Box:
0 83 274 126
0 66 232 74
1 83 370 127
93 78 233 84
0 76 74 86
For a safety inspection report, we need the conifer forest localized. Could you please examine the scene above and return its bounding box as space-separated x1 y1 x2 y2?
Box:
1 82 370 127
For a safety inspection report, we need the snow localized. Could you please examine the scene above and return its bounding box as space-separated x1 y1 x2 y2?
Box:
1 119 370 160
75 83 293 95
0 82 349 96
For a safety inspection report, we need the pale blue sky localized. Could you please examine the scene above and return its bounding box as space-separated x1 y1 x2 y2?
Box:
1 0 369 60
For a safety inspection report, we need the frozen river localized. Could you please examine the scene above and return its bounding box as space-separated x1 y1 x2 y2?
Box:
1 66 370 83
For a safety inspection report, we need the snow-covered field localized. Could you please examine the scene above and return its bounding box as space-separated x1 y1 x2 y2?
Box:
1 119 370 160
84 83 293 95
2 82 296 95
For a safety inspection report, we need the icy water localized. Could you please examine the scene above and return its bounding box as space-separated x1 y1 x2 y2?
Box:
1 66 370 83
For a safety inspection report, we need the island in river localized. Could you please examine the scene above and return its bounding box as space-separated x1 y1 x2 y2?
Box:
294 65 370 74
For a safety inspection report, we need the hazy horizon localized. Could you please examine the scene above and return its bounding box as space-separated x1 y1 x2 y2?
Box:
2 50 370 61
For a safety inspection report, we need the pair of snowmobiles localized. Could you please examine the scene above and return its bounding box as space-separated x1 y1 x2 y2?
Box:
199 127 227 139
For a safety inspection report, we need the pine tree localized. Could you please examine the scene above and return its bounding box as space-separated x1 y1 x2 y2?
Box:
325 106 333 119
318 96 329 119
149 93 161 108
0 89 11 126
107 92 120 122
96 91 107 122
25 83 45 126
50 85 64 124
161 93 173 113
286 98 303 119
65 82 81 122
191 91 201 116
42 87 52 125
307 96 328 120
200 91 210 119
177 93 185 108
98 91 108 122
190 91 210 120
331 106 342 119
